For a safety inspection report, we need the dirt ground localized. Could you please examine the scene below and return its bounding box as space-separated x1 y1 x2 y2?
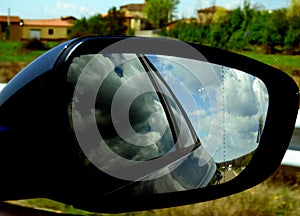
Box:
0 62 28 83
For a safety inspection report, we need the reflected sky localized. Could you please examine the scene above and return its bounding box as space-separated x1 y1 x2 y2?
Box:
68 54 175 162
68 54 268 193
146 55 269 163
67 53 269 194
68 53 208 183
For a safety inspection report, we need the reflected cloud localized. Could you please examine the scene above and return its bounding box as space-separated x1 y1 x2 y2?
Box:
146 55 269 163
67 52 269 194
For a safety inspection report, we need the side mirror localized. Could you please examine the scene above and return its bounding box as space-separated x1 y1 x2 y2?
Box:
0 37 298 213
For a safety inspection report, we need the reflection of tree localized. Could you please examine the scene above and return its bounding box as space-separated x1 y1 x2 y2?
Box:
131 150 217 194
257 115 264 143
217 150 256 172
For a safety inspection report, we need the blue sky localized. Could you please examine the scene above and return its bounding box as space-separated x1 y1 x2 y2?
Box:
1 0 289 19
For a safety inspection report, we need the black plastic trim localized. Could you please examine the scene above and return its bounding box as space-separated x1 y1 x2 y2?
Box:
0 36 297 214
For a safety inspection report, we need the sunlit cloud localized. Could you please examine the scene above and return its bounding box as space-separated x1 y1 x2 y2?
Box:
223 0 243 9
44 0 97 18
198 0 211 8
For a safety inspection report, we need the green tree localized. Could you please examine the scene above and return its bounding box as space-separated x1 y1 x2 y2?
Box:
143 0 180 29
208 20 231 49
208 1 254 50
285 0 300 51
226 7 246 49
70 7 127 37
204 6 230 48
165 0 297 52
105 7 127 35
165 21 208 43
227 0 255 50
71 17 90 37
241 0 254 30
87 14 107 35
228 7 244 34
287 0 300 17
247 10 269 45
228 29 250 50
285 16 300 51
262 9 288 53
71 14 107 37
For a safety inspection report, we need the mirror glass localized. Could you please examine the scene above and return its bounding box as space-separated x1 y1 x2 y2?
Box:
67 53 269 195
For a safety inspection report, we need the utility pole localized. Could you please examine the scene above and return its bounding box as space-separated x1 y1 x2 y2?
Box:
212 0 216 7
6 8 11 40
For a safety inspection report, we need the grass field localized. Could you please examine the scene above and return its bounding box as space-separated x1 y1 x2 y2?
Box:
239 51 300 74
0 41 46 63
0 41 59 82
0 41 300 83
1 40 299 76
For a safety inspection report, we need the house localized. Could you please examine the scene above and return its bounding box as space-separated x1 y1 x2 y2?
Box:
197 6 227 24
0 15 22 40
119 3 146 31
20 16 75 41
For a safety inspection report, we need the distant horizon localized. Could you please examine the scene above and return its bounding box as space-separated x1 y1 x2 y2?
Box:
1 0 289 20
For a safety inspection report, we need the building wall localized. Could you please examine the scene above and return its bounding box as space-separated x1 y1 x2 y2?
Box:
120 4 146 31
197 6 228 25
0 23 22 40
21 26 70 41
9 24 22 40
197 12 214 24
130 18 142 31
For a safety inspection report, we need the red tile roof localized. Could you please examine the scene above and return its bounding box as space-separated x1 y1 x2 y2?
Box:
197 6 227 13
120 4 145 11
23 19 73 27
0 16 21 23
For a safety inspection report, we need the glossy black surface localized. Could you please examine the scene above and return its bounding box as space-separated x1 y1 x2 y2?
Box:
0 37 298 213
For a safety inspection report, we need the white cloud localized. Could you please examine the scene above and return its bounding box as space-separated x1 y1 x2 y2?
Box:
209 67 269 162
224 68 258 116
198 0 211 8
43 0 97 18
69 53 269 182
144 56 269 163
223 0 243 9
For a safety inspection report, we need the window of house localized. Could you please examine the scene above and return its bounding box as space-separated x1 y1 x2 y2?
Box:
67 28 72 35
30 29 41 39
1 23 8 32
48 29 54 35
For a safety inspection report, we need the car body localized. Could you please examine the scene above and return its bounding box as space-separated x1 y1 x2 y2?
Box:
282 109 300 167
0 36 298 214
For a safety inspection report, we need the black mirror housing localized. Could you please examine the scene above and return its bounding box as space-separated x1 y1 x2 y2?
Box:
0 37 298 213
